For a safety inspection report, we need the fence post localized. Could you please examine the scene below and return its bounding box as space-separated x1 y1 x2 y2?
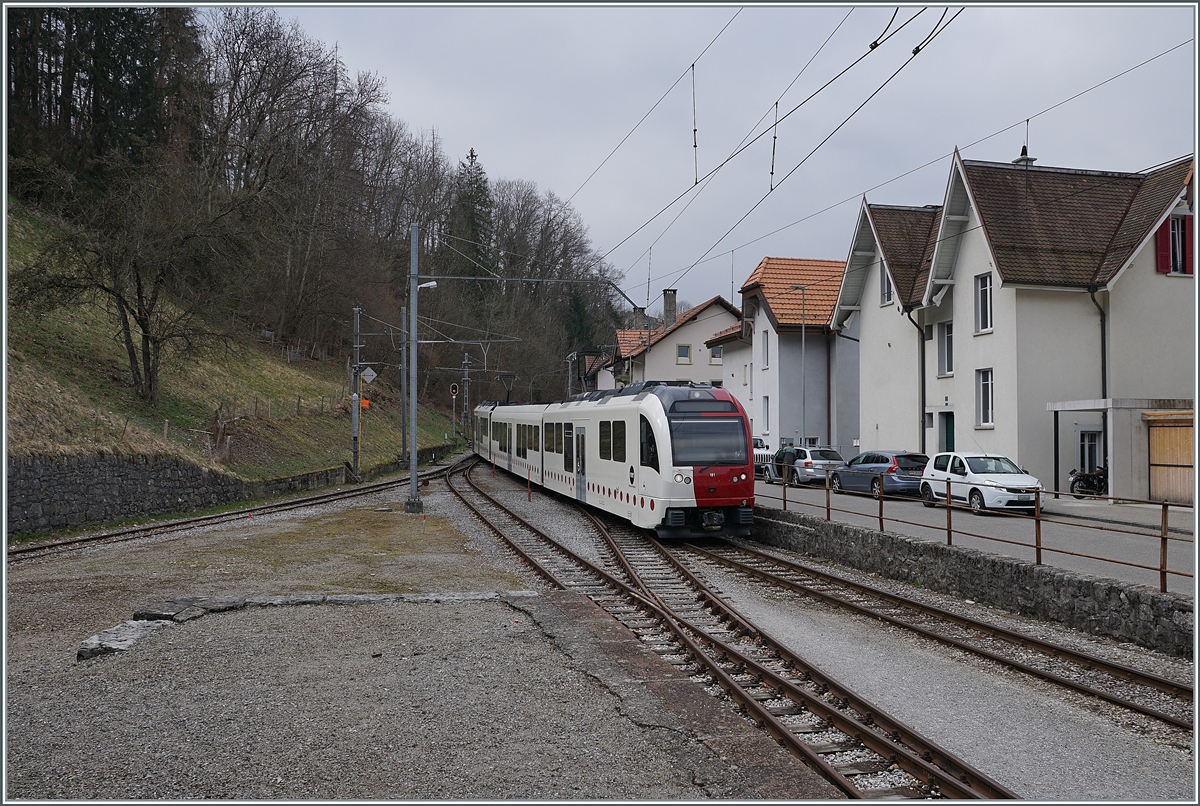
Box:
825 468 831 521
782 471 788 512
1160 501 1169 593
877 472 884 532
945 477 953 546
1034 489 1042 565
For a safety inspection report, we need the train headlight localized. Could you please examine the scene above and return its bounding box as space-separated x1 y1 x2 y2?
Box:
674 473 684 483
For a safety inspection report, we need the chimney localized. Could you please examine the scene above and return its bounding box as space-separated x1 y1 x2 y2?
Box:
632 306 645 331
663 288 677 328
1012 145 1036 166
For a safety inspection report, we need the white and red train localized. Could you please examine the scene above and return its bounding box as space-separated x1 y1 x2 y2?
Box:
473 381 755 538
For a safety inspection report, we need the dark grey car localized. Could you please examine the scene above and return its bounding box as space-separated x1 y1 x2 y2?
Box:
831 451 930 496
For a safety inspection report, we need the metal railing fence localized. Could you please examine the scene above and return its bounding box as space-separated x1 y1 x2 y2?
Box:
757 463 1193 594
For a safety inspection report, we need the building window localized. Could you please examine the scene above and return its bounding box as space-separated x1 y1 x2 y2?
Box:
761 330 769 368
1079 430 1101 473
1157 214 1194 275
974 274 993 332
975 368 993 427
709 345 723 365
937 321 954 376
881 267 893 305
763 396 770 433
676 344 691 364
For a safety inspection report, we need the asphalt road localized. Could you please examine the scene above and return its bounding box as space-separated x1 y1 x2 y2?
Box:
754 478 1195 597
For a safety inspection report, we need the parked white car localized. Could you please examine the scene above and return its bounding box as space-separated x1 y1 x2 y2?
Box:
920 452 1043 514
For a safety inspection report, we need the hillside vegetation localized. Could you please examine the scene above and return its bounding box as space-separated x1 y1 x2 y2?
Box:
7 202 457 482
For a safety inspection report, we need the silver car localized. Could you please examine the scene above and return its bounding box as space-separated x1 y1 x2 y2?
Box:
764 446 845 485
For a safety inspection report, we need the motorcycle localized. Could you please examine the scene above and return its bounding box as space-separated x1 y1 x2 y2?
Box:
1068 466 1107 498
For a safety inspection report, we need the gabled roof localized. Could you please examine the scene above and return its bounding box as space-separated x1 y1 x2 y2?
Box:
614 295 740 359
869 205 942 307
954 154 1193 289
705 323 743 348
740 257 846 330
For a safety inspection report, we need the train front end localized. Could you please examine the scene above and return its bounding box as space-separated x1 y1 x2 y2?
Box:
650 385 755 539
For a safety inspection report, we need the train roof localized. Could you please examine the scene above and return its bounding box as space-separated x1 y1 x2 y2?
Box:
478 382 739 413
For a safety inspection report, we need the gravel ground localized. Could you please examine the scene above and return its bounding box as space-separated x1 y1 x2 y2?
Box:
5 472 839 800
690 553 1196 801
470 470 1196 800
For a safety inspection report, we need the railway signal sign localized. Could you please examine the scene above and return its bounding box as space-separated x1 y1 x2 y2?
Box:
360 366 377 384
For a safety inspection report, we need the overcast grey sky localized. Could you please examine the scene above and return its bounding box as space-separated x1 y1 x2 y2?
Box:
281 3 1196 313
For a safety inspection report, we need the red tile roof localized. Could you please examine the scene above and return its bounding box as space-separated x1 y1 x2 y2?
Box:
615 296 739 359
705 323 743 347
740 257 847 328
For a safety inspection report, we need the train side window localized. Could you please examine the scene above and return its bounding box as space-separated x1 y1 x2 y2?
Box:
612 420 626 463
533 425 539 453
556 422 564 454
640 415 659 472
564 423 574 470
600 421 612 461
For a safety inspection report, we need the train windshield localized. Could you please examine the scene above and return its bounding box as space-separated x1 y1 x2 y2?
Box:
668 418 748 466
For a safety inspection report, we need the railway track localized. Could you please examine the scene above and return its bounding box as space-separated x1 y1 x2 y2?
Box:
669 539 1194 732
451 461 1017 799
6 460 466 564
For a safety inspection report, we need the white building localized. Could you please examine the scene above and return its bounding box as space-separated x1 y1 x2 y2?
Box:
834 148 1194 502
614 290 740 387
709 257 859 456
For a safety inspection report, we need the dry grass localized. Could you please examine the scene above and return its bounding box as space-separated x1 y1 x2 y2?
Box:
6 200 458 480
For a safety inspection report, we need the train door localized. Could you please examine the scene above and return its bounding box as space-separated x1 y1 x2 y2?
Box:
563 422 574 487
575 426 587 502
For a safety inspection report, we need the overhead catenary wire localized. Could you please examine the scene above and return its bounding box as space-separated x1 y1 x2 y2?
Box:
639 33 1192 293
608 6 861 282
602 7 928 266
564 7 742 208
658 9 964 302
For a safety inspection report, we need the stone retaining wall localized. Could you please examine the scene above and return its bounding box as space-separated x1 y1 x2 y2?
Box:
753 507 1193 658
6 444 457 537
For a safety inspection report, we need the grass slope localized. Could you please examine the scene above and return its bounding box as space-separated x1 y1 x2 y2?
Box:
6 199 458 481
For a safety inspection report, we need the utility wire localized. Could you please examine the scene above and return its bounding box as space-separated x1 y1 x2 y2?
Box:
564 7 742 207
643 32 1190 291
602 7 927 264
660 9 963 301
608 6 861 282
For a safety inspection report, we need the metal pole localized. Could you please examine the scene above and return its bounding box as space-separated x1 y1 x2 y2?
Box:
945 477 953 545
1160 502 1169 593
406 223 423 513
825 468 831 521
1034 489 1042 565
1053 410 1060 499
877 472 884 532
400 306 407 466
351 305 361 481
801 286 806 448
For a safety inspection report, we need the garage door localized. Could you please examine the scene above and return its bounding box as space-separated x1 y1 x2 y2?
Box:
1146 412 1193 505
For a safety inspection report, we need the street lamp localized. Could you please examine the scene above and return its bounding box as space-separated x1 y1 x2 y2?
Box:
406 225 436 513
790 282 818 448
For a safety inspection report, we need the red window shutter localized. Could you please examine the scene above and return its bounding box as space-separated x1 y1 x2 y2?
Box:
1155 219 1171 273
1186 215 1194 275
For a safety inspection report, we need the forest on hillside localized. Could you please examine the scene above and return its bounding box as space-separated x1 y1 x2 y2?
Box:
7 6 624 409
